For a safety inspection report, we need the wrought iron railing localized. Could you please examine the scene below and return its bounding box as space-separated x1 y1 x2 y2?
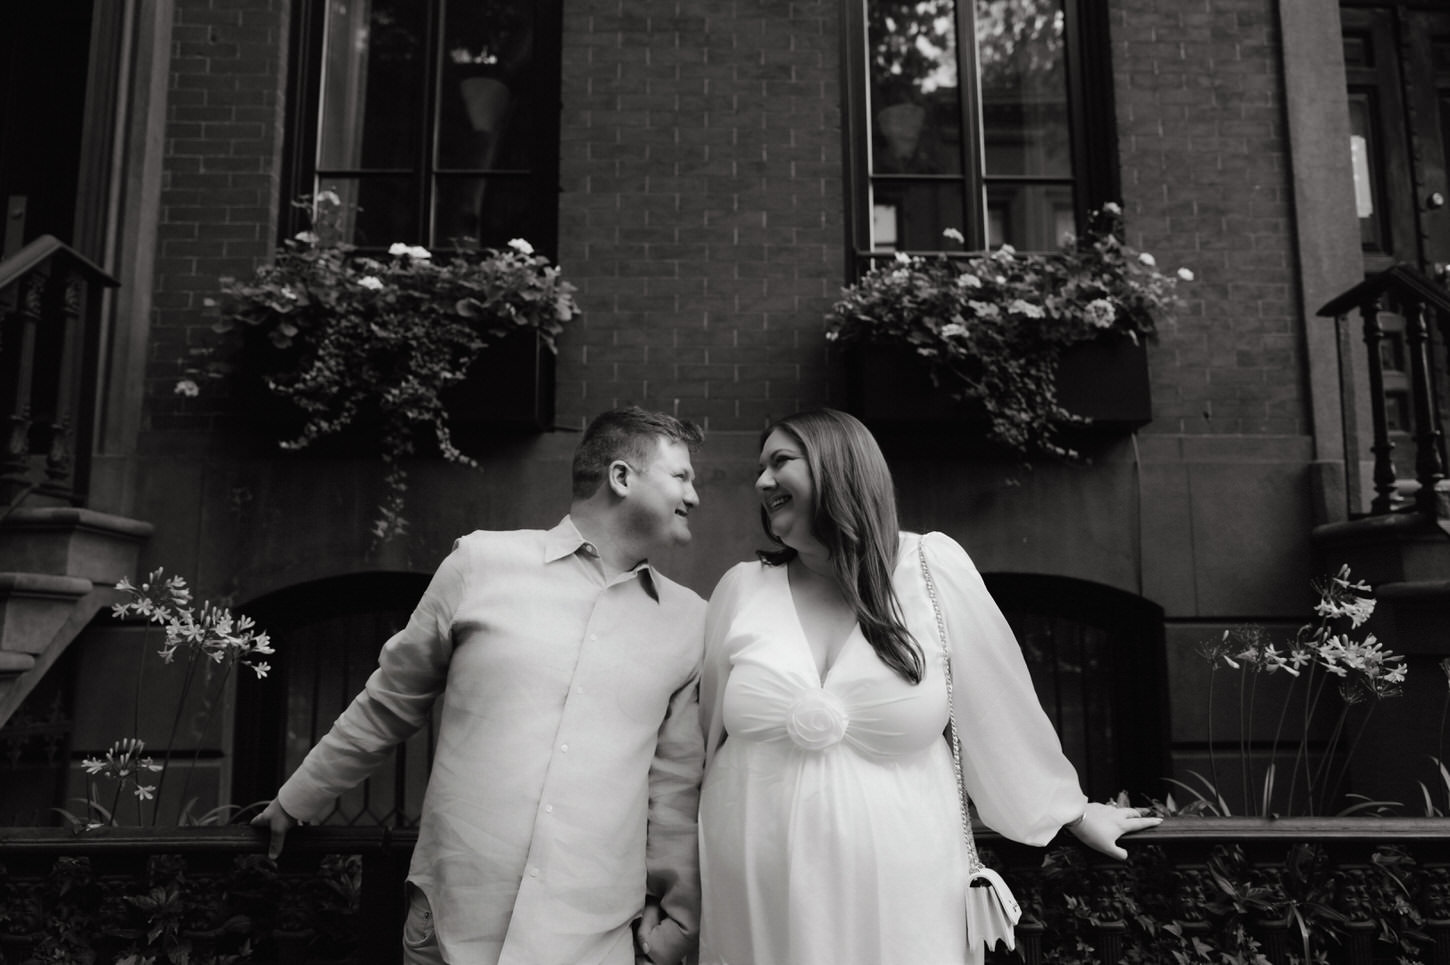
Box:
2 818 1447 963
1319 266 1450 517
0 235 117 511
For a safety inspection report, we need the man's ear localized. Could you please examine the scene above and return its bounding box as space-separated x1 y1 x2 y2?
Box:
606 459 632 498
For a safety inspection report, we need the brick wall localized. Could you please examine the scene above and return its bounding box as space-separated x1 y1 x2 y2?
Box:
146 0 288 436
554 0 846 433
1112 0 1306 436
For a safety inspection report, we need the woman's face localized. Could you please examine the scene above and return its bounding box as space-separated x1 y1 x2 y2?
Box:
756 428 820 553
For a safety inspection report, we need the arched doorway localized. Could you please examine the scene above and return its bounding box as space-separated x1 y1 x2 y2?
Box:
985 573 1169 802
234 572 433 827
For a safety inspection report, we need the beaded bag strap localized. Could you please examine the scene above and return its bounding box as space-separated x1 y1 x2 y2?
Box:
918 539 983 874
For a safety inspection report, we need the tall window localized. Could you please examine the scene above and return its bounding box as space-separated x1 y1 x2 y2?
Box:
285 0 562 253
846 0 1116 254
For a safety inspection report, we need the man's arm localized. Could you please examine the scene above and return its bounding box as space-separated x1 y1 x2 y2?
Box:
637 668 706 965
251 540 471 857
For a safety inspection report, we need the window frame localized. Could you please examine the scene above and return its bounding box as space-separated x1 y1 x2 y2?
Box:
841 0 1119 260
279 0 564 256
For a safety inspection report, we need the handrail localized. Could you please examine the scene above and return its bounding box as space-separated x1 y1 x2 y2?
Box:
1318 263 1450 517
0 234 117 291
0 235 118 508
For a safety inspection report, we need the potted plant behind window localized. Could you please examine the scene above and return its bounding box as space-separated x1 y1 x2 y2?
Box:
827 204 1192 460
208 193 579 542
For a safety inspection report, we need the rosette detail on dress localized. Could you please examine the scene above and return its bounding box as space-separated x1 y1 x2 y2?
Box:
785 689 849 750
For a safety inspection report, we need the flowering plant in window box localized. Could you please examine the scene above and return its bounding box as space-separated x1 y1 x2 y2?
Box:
826 204 1191 460
208 193 580 542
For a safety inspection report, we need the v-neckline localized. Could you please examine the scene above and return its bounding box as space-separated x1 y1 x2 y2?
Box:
780 564 859 687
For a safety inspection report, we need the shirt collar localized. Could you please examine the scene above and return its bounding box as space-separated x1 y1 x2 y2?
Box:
545 516 660 603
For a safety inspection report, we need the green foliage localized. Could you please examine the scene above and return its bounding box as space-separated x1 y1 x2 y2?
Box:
826 205 1190 460
0 852 362 963
989 841 1440 965
209 193 580 542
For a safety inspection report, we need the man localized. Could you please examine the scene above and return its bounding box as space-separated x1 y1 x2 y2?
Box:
252 407 707 965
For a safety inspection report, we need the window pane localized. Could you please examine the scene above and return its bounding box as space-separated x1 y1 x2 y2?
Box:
317 177 419 247
977 0 1071 178
438 0 536 173
867 0 963 175
318 0 426 170
433 173 536 249
869 179 967 250
985 181 1073 249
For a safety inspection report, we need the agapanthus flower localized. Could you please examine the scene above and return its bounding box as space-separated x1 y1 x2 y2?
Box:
1313 564 1375 627
81 738 163 783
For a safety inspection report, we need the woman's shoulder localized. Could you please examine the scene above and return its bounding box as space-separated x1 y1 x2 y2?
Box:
708 557 774 600
897 530 977 574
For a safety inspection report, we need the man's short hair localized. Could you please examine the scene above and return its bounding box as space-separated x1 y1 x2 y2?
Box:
571 406 705 499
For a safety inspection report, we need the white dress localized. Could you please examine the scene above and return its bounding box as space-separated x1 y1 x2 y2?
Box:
698 532 1087 965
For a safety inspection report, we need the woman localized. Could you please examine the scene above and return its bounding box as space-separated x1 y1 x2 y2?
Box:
698 409 1159 965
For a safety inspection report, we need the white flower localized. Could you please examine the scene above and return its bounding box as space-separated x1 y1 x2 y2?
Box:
1007 299 1045 319
1102 201 1122 215
294 231 319 244
941 227 965 244
785 689 849 751
956 273 982 289
967 300 1001 319
1178 267 1195 281
1084 299 1117 328
894 251 912 264
1138 252 1156 267
173 379 200 398
388 243 432 260
941 323 966 338
358 275 384 290
507 238 535 255
996 244 1016 257
316 190 342 205
824 330 839 342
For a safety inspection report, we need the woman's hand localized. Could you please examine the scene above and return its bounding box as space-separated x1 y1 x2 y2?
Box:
1066 802 1162 860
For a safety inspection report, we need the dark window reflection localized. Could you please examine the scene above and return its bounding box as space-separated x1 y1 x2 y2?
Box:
978 0 1070 178
318 0 425 171
437 0 536 174
871 180 968 251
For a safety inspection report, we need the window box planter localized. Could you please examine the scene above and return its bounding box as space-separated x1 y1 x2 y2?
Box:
842 334 1152 436
240 327 553 452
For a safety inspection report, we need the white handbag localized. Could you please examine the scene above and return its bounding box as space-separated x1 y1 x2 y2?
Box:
918 542 1023 965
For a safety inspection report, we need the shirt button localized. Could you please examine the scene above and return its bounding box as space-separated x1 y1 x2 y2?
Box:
529 867 540 878
544 804 554 813
589 633 599 641
560 743 569 752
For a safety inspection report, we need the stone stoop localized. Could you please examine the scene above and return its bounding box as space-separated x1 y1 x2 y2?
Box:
1374 580 1450 657
0 507 154 727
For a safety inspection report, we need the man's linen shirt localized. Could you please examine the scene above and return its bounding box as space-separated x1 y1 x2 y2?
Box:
276 518 707 965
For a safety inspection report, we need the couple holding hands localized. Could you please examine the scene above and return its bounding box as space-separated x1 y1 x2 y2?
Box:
253 406 1158 965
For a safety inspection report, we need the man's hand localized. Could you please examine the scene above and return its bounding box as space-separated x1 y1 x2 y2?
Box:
634 902 663 964
250 799 299 860
1067 801 1162 860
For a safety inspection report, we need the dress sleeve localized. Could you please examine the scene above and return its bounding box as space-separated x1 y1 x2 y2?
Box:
920 531 1087 846
276 538 469 821
700 563 750 773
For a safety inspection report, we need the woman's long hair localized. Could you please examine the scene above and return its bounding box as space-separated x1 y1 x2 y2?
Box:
758 409 923 684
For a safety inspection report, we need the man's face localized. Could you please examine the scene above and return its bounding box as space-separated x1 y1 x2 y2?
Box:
623 438 699 551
